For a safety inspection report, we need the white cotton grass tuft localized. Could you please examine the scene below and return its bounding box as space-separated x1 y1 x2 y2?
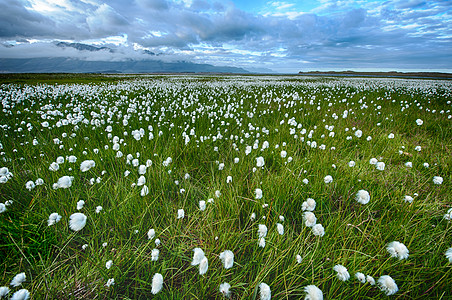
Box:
10 289 30 300
0 203 6 213
303 212 317 227
258 237 266 248
355 190 370 204
106 260 113 269
302 198 316 211
219 250 234 269
296 255 302 264
0 286 10 297
105 278 115 287
404 195 414 203
147 228 155 240
95 206 103 213
333 264 350 281
80 160 95 172
445 247 452 263
199 200 206 211
376 161 385 171
303 284 323 300
312 224 325 237
433 176 443 185
323 175 333 183
386 241 409 260
76 200 85 210
256 156 265 167
55 176 74 189
177 209 185 219
219 282 231 298
255 188 263 199
259 282 271 300
378 275 398 295
191 248 205 266
69 213 87 231
10 272 26 287
199 256 209 275
151 273 163 294
47 212 62 226
258 224 268 238
366 275 375 285
277 223 284 235
355 272 366 283
151 248 159 261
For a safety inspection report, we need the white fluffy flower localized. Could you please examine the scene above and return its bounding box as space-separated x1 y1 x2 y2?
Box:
49 162 59 171
355 272 366 283
199 200 206 211
255 188 263 199
366 275 375 285
259 282 271 300
387 241 409 260
444 208 452 220
80 160 95 172
10 289 30 300
376 161 385 171
312 224 325 237
258 224 268 238
354 130 362 138
404 195 414 203
140 185 149 196
69 213 87 231
388 133 394 139
219 250 234 269
348 161 355 167
47 212 62 226
256 156 265 167
76 200 85 210
199 256 209 275
303 285 323 300
10 272 26 287
277 223 284 235
303 212 317 227
445 247 452 263
302 198 316 211
323 175 333 183
56 176 74 189
0 203 6 213
219 282 231 297
333 264 350 281
105 278 115 287
191 248 205 266
106 260 113 269
95 206 103 213
151 248 159 261
177 209 185 219
433 176 443 185
416 118 423 126
0 286 10 297
296 255 302 264
302 178 309 185
151 273 163 294
378 275 398 295
355 190 370 204
147 228 155 240
25 181 35 191
369 158 378 165
258 237 266 248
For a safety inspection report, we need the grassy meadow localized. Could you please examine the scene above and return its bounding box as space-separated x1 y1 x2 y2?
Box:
0 74 451 299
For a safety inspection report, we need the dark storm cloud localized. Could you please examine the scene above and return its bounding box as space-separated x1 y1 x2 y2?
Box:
0 0 451 72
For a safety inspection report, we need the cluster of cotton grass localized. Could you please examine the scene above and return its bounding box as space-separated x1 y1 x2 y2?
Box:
0 75 450 299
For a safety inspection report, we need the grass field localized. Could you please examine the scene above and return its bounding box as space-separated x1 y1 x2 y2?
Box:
0 74 451 299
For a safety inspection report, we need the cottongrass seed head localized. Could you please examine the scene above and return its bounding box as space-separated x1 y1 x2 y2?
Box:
10 289 30 300
0 286 10 297
219 282 231 298
151 273 163 294
355 272 366 283
312 224 325 237
10 272 26 287
366 275 376 285
191 248 205 266
303 285 323 300
333 264 350 281
219 250 234 269
445 247 452 263
378 275 398 295
47 212 62 226
259 282 271 300
199 256 209 275
69 213 87 231
387 241 409 260
355 190 370 204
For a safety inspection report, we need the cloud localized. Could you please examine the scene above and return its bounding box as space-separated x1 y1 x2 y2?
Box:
0 0 450 72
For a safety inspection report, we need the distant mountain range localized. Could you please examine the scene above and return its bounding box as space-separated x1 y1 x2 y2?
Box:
298 70 452 79
0 42 249 74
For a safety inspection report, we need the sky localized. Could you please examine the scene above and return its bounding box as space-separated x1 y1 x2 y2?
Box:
0 0 451 73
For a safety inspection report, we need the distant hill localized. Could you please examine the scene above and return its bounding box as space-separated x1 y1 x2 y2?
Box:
0 57 249 74
298 70 452 79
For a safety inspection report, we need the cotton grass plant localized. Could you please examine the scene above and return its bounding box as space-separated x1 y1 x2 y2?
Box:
0 74 450 299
